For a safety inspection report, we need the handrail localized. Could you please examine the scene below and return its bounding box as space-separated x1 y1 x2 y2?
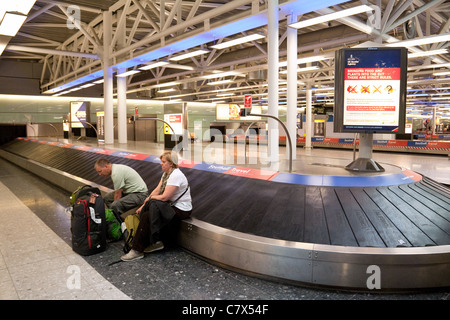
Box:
137 117 181 152
249 113 293 173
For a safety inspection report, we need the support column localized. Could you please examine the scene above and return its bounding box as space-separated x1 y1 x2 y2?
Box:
305 84 312 151
345 15 384 172
117 73 127 144
286 13 297 160
103 10 114 145
117 9 127 144
267 0 279 169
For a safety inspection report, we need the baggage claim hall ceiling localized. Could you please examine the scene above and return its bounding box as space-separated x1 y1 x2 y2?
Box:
0 0 449 120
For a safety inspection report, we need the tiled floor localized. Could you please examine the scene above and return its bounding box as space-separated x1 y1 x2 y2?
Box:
0 138 449 300
0 179 130 300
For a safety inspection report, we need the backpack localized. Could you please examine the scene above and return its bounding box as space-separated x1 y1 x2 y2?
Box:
122 214 140 254
70 185 107 256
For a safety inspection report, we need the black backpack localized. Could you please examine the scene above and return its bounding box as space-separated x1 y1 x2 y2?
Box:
70 186 107 256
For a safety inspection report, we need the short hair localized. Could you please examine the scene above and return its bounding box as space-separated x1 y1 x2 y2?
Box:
160 151 179 168
95 158 111 168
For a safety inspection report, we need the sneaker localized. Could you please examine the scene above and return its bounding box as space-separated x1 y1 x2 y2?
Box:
121 249 144 261
144 241 164 253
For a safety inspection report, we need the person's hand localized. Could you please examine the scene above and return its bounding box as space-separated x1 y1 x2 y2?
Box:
136 204 144 215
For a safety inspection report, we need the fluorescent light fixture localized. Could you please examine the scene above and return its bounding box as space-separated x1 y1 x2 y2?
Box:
156 81 180 88
288 5 373 29
280 66 319 74
433 71 450 76
386 33 450 48
202 71 245 79
279 55 331 67
139 61 169 70
79 83 96 89
169 49 209 61
9 0 36 15
0 12 27 36
157 88 176 93
116 70 141 77
0 35 8 55
93 79 104 84
207 79 233 85
408 49 448 58
164 63 194 71
210 34 265 50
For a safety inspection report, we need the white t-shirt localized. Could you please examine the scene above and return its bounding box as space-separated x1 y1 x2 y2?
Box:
165 168 192 211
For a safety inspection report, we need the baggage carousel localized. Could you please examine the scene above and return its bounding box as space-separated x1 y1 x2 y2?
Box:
1 137 449 291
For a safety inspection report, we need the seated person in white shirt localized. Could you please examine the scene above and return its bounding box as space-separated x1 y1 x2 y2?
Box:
121 151 192 261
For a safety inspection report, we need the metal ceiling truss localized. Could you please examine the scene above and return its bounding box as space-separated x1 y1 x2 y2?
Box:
2 1 449 115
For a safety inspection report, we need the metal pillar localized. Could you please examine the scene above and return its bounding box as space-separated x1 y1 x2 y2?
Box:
305 84 312 151
345 18 384 172
267 0 279 169
116 10 128 144
286 12 297 160
103 10 114 145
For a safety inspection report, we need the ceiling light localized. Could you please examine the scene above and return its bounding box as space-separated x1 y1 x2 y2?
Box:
279 55 331 67
139 61 169 70
93 79 104 84
8 0 36 15
288 5 373 29
0 12 27 36
116 70 141 77
210 34 265 50
168 49 209 61
156 81 180 88
385 33 450 48
202 71 245 79
157 88 176 93
79 83 95 88
433 71 450 76
207 79 233 85
164 63 194 71
0 35 9 55
408 49 448 58
280 66 319 74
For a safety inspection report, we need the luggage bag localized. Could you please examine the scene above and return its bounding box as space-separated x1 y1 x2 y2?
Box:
70 186 107 256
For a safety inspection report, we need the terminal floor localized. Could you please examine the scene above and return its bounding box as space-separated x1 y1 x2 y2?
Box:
1 139 449 300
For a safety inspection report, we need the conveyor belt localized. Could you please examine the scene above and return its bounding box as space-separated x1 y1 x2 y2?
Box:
1 138 450 290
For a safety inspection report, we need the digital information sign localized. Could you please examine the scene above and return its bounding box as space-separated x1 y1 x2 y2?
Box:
334 47 407 133
70 101 90 128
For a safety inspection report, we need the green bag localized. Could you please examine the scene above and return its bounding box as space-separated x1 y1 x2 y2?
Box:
105 209 122 241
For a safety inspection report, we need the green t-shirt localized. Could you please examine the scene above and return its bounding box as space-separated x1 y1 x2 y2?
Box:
111 164 148 194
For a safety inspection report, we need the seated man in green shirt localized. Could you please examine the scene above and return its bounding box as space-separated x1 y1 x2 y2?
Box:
94 158 148 216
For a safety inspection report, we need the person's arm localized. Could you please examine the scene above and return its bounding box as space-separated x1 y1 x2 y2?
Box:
151 185 177 202
136 180 163 215
114 189 122 201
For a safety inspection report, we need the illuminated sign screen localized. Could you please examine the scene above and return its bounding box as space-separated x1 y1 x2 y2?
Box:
216 104 261 121
164 113 183 135
70 101 90 128
334 47 407 133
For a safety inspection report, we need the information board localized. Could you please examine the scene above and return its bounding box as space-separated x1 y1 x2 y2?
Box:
70 101 90 128
216 104 261 121
334 47 407 133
